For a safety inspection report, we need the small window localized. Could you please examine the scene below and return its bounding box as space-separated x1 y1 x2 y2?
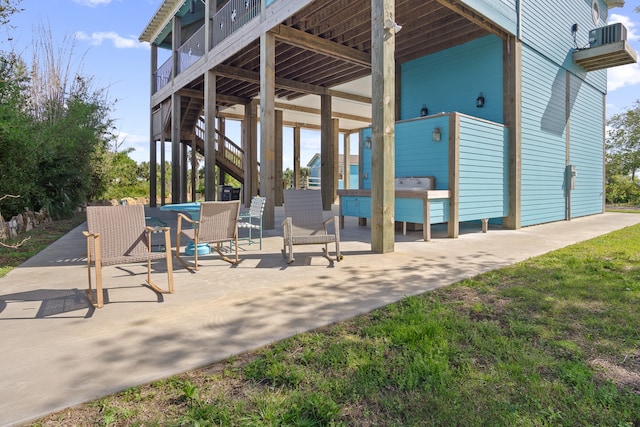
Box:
592 0 600 25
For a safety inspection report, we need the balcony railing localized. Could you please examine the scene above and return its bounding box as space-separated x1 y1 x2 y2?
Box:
154 57 172 92
211 0 260 47
178 25 206 73
153 0 271 94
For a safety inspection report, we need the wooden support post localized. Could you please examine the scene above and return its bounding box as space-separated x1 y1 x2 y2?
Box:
260 31 276 229
180 142 188 203
171 92 181 204
343 133 350 189
448 113 460 238
371 0 396 253
293 127 301 189
320 95 337 210
160 136 166 205
503 34 521 229
190 137 196 201
204 0 212 52
204 70 217 201
275 109 284 206
171 16 181 80
243 100 259 206
149 45 158 207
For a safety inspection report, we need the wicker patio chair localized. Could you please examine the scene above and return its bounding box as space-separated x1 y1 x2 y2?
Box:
282 189 342 264
176 200 241 270
236 196 266 249
83 204 174 309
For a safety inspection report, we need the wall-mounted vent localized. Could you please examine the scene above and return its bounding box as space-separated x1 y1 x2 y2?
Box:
589 23 626 47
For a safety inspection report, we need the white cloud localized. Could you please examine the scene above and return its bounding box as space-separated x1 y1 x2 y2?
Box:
609 14 639 42
606 13 640 93
608 62 640 92
75 31 148 49
73 0 113 6
116 131 150 163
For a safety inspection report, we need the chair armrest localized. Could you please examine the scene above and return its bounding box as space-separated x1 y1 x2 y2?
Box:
177 213 198 235
82 230 99 238
177 213 196 225
146 226 170 233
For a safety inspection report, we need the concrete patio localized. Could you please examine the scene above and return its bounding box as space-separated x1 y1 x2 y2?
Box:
1 205 639 426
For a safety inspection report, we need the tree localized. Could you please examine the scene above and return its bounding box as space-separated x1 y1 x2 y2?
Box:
607 101 640 179
0 51 38 216
0 0 22 28
606 101 640 204
25 23 114 218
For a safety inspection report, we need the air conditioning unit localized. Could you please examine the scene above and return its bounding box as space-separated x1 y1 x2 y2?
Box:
589 23 627 47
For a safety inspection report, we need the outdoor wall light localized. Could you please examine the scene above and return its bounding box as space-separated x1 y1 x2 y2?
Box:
476 92 485 108
420 104 429 117
383 18 403 34
364 136 372 149
432 127 442 142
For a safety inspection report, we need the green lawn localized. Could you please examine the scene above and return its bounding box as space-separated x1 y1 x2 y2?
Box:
19 214 640 426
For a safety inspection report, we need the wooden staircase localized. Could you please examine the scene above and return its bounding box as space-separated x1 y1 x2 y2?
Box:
194 117 245 183
158 96 246 184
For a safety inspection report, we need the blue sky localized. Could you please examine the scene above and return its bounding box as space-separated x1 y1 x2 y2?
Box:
3 0 640 168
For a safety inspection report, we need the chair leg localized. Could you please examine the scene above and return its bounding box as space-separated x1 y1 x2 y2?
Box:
175 233 197 271
85 237 104 308
145 230 175 293
214 241 239 265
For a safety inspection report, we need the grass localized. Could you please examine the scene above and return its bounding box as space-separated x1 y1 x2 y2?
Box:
0 212 87 278
13 213 640 426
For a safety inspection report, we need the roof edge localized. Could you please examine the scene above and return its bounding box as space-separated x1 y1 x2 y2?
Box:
139 0 183 44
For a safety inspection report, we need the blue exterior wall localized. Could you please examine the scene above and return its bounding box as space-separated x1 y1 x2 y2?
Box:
520 47 567 226
568 74 605 217
458 116 509 222
520 0 607 91
519 0 608 226
400 35 504 124
395 116 450 190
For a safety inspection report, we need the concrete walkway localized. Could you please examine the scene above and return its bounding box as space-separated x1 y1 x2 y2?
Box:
1 207 639 426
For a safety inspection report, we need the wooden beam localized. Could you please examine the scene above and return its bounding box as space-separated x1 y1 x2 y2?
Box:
321 95 336 210
171 92 181 204
271 24 371 68
293 126 301 189
215 63 372 104
260 32 276 229
370 0 396 253
204 70 217 201
274 102 371 123
503 35 521 229
448 113 460 238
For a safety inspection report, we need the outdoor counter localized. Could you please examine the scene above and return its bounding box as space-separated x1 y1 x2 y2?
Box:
337 189 451 241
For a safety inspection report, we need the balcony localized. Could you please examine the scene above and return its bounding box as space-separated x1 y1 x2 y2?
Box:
211 0 260 47
153 0 261 93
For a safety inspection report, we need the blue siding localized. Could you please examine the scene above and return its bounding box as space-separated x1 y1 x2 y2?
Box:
400 36 503 124
458 116 508 222
463 0 517 34
395 117 449 189
520 0 607 92
569 74 604 217
361 128 373 190
521 46 567 226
